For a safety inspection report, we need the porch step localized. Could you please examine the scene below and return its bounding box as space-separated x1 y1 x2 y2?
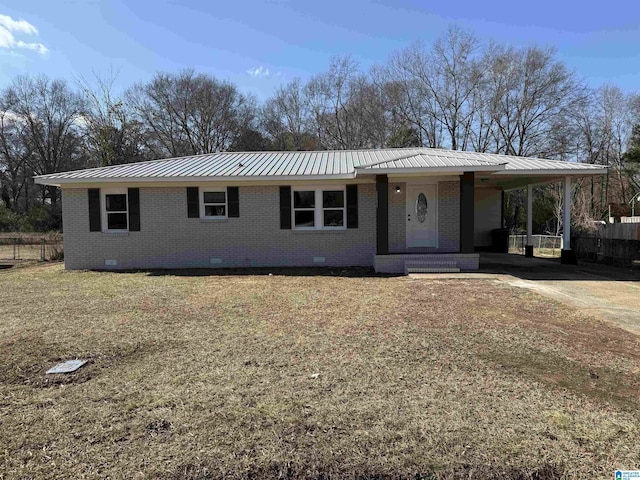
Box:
404 260 460 274
406 267 461 274
374 253 479 274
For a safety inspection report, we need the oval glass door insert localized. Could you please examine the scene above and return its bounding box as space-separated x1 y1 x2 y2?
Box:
416 192 428 223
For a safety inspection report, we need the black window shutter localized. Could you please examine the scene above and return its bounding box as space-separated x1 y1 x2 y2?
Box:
279 186 291 229
88 188 101 232
187 187 199 218
128 188 140 231
346 184 358 228
227 187 239 218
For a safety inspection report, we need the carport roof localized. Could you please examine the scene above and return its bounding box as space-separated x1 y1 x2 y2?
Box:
34 147 608 186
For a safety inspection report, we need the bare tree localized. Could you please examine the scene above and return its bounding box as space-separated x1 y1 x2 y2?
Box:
127 70 257 157
427 26 484 150
571 85 640 221
4 75 86 206
0 104 32 210
377 26 483 150
486 45 585 157
261 78 315 150
378 45 443 148
305 55 387 149
624 124 640 193
77 71 150 166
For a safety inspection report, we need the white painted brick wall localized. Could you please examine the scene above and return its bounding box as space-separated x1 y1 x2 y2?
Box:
61 180 463 270
62 185 376 270
388 180 460 253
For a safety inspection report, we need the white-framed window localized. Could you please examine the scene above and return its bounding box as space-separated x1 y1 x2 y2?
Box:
102 188 128 232
201 188 227 219
292 186 346 230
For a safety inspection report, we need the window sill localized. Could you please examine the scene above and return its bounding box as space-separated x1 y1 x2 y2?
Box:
101 231 129 236
199 218 229 223
292 228 347 233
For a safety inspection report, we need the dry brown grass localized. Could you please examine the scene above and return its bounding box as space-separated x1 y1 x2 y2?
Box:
0 244 42 260
0 264 639 479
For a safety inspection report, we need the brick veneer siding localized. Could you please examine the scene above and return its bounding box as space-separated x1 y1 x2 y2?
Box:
61 179 463 270
61 184 377 270
388 180 460 253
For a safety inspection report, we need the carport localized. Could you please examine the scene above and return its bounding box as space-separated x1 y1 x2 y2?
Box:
479 161 608 264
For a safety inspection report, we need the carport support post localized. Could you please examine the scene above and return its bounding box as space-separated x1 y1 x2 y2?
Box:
525 184 534 257
376 174 389 255
561 176 577 265
460 172 475 254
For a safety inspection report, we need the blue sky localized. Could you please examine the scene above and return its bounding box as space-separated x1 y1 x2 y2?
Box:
0 0 639 99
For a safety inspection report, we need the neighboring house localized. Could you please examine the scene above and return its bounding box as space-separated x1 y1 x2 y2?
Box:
35 148 607 273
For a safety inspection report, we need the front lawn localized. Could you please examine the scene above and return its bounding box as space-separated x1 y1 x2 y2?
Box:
0 264 638 479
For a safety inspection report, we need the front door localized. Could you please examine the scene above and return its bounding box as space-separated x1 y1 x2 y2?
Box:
406 184 438 248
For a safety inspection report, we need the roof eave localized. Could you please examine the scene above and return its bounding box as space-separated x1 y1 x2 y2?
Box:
33 173 357 187
494 168 608 176
34 165 610 188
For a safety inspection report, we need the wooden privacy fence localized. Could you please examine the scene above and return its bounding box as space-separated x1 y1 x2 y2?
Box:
0 234 63 261
574 226 640 266
595 222 640 240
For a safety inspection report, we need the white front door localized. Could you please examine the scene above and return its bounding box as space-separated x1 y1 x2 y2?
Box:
406 183 438 248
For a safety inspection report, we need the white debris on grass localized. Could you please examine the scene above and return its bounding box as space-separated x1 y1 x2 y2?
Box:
45 359 88 374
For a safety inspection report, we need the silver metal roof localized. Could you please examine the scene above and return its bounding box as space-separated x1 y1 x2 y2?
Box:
357 150 606 173
356 152 506 171
497 154 606 172
34 147 607 185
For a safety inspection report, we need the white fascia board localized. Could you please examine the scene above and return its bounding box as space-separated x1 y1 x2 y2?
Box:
494 168 608 176
34 173 358 187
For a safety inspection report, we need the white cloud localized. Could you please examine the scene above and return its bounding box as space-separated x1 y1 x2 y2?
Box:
0 13 47 55
246 66 270 78
0 14 38 35
15 40 47 55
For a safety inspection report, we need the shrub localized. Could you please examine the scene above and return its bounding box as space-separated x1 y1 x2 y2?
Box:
0 204 22 231
45 232 64 260
19 204 62 232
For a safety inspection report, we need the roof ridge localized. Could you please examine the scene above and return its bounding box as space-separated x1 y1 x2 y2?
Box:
355 150 428 168
419 150 507 165
356 151 505 169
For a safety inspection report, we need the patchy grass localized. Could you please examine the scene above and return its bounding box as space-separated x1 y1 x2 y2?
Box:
0 264 639 479
0 234 63 261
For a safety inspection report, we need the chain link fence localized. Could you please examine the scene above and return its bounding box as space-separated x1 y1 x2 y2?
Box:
0 234 63 262
508 234 562 258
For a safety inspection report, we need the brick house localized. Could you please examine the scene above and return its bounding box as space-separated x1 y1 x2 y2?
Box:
34 148 606 273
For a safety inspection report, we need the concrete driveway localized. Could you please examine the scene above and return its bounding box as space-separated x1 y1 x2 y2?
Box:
412 253 640 335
